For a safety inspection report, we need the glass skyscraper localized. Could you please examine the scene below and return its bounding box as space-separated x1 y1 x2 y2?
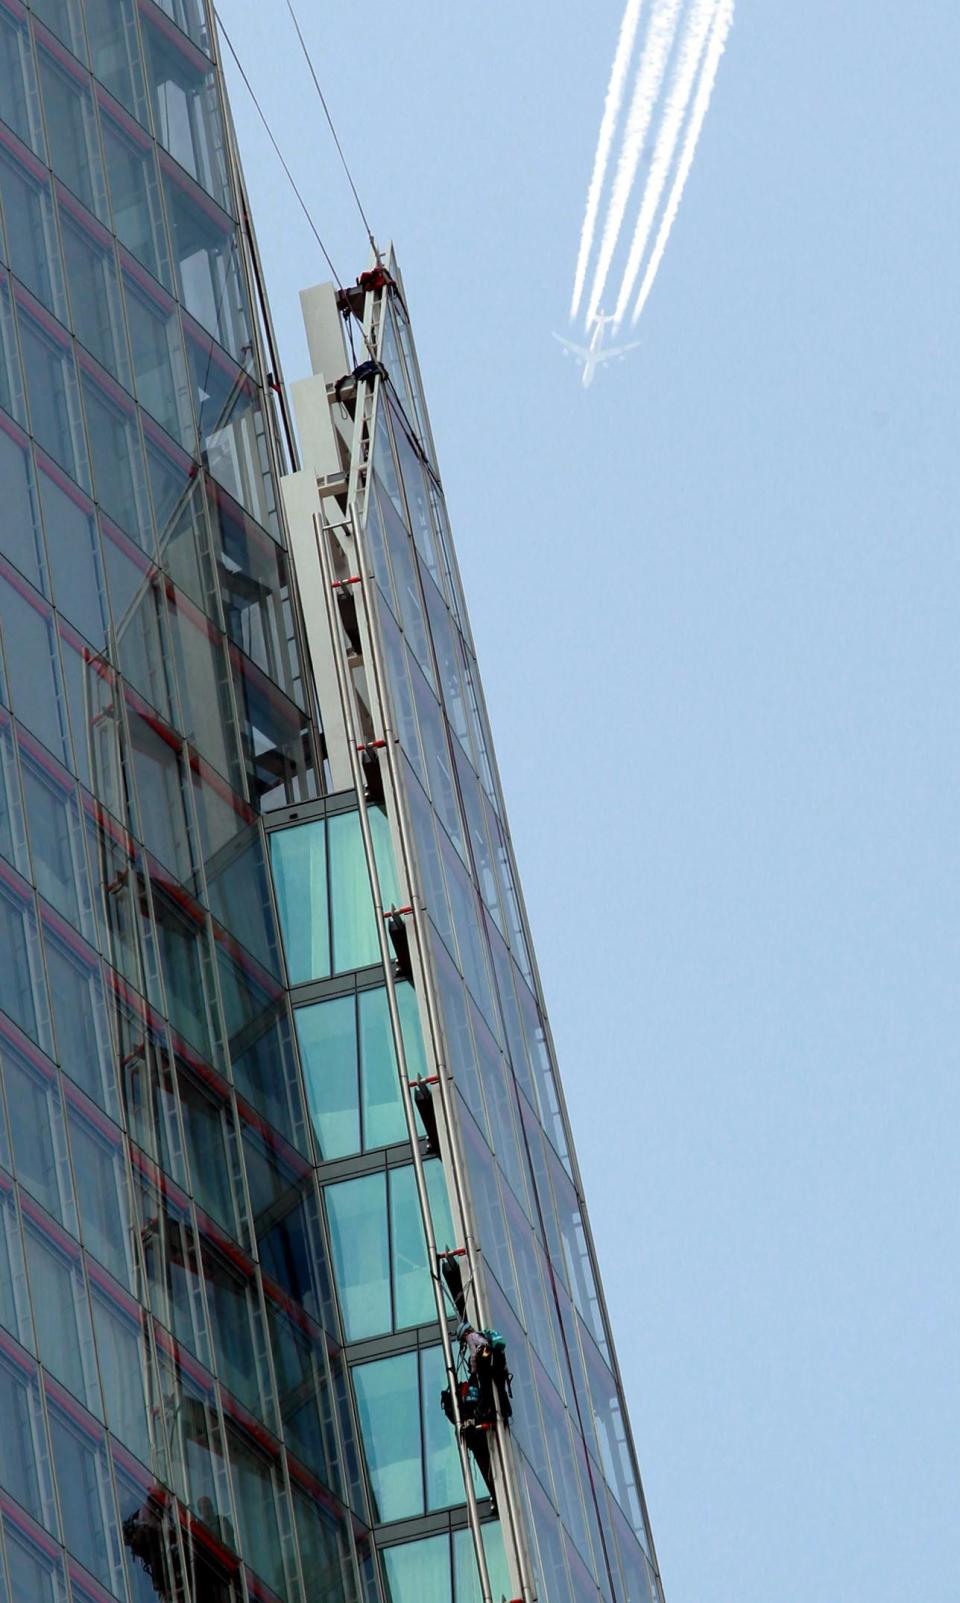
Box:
0 4 665 1603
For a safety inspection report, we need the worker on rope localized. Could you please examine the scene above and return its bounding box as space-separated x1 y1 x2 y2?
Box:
457 1320 513 1425
441 1376 497 1514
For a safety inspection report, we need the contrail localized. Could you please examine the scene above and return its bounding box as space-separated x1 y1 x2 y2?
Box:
629 0 734 324
584 0 685 329
612 0 718 325
570 0 646 323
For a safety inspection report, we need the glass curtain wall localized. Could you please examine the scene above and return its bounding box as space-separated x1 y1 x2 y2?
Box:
0 3 368 1602
346 254 665 1603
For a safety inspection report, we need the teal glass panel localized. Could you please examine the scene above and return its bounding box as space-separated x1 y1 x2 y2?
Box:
424 1156 454 1256
388 1164 431 1330
270 819 329 984
396 979 427 1080
453 1525 512 1603
327 810 377 971
369 802 401 907
297 992 358 1160
352 1351 421 1522
382 1533 448 1603
325 1172 389 1341
358 985 405 1149
419 1344 461 1511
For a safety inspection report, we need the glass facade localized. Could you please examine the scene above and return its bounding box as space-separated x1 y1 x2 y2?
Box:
0 2 666 1600
274 258 667 1603
0 3 373 1601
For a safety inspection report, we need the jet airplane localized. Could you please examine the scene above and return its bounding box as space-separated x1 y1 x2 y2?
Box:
553 313 642 388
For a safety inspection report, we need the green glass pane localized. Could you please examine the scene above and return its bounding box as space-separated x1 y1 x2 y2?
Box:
353 1352 421 1522
388 1165 431 1331
328 812 378 971
326 1173 389 1341
396 981 427 1080
297 995 360 1159
370 803 401 908
424 1158 454 1256
382 1533 449 1603
453 1524 512 1603
358 987 405 1149
270 820 330 983
420 1345 462 1511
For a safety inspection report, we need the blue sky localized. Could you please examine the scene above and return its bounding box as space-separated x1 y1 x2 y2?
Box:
223 4 960 1599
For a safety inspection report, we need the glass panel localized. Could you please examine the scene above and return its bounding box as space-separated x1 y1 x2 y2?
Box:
0 8 44 157
89 1280 151 1466
47 1394 124 1593
225 1422 286 1597
270 819 329 984
20 751 90 932
203 1243 267 1421
35 44 107 221
59 195 129 385
84 0 146 118
0 1177 32 1351
37 462 107 643
122 266 192 448
140 9 227 207
420 1345 461 1511
258 1193 330 1328
388 1165 431 1331
296 992 358 1161
66 1098 132 1287
0 564 68 763
176 1063 236 1236
0 713 26 880
0 427 43 593
114 1450 181 1603
4 1510 67 1600
0 274 25 426
2 1042 72 1224
453 1524 512 1603
22 1213 100 1413
100 111 170 288
358 985 406 1150
328 811 378 972
0 1337 57 1531
28 0 87 63
80 365 151 547
352 1351 421 1522
325 1172 388 1342
208 487 299 699
0 143 64 316
382 1534 449 1603
127 710 194 885
16 302 88 488
162 170 249 359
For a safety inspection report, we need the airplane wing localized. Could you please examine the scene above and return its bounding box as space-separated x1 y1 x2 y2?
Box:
597 339 643 363
552 333 593 361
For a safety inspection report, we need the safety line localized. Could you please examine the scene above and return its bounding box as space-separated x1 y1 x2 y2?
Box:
282 0 380 258
215 9 344 289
